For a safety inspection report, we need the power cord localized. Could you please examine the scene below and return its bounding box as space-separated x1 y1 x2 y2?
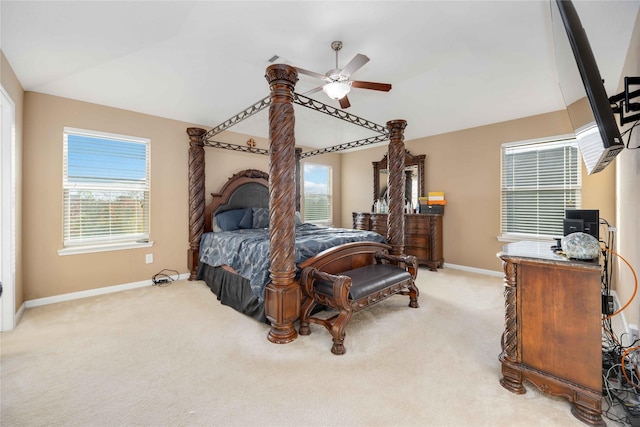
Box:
152 269 179 287
621 119 640 150
601 247 640 426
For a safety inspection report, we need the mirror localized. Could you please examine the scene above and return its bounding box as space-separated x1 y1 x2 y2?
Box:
373 150 425 210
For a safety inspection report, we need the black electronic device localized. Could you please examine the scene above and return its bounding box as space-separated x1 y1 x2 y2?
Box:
602 293 614 316
564 209 599 240
551 0 624 175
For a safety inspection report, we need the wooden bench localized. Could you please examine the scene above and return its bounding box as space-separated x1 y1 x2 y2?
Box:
298 242 419 355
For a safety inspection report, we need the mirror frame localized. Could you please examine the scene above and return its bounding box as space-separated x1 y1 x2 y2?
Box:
373 150 426 205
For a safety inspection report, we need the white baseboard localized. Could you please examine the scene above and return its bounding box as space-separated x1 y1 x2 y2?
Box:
24 273 191 309
443 262 504 277
15 301 26 326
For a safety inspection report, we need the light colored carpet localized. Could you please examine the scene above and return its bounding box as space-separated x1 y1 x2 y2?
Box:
1 267 606 426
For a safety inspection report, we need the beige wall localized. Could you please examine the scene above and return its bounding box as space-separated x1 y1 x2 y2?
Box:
1 50 24 311
23 93 199 300
202 130 270 205
615 10 640 327
341 110 616 273
20 94 343 301
341 144 388 224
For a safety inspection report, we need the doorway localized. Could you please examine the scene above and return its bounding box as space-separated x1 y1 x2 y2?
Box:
1 86 16 331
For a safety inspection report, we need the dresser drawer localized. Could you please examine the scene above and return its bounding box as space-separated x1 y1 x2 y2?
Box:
370 216 388 236
405 217 430 233
406 224 429 235
406 246 429 261
352 212 371 230
406 236 428 247
351 211 443 269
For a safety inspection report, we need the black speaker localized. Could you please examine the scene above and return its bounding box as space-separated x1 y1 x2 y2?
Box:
563 218 584 235
564 209 599 240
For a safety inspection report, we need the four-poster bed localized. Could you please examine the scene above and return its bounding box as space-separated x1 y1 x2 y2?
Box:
194 168 386 322
186 64 410 344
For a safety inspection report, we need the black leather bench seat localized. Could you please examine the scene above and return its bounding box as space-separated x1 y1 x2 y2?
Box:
315 264 412 300
298 242 419 354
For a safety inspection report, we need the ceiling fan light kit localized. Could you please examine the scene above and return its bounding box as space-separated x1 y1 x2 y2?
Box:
323 81 351 100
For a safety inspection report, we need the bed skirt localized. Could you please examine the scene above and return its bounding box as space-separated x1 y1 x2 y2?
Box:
197 263 267 323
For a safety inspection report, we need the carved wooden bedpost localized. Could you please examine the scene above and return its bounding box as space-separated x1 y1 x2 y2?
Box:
373 159 382 207
387 120 407 256
264 64 300 344
186 127 207 280
295 147 302 213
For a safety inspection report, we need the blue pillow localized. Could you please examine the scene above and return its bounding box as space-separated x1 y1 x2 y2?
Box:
238 208 253 229
216 208 253 231
251 208 303 228
252 207 270 229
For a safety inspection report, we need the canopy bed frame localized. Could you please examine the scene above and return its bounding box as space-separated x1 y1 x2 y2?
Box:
186 64 409 345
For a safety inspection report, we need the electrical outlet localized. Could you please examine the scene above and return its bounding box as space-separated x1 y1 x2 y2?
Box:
145 254 153 264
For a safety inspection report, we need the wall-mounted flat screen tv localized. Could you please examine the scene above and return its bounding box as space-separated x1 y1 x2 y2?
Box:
551 0 624 175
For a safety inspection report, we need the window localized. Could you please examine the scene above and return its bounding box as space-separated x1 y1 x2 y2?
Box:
501 137 581 240
61 127 150 253
303 164 332 225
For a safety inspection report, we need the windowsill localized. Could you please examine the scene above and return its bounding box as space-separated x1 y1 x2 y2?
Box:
497 235 556 244
58 240 154 256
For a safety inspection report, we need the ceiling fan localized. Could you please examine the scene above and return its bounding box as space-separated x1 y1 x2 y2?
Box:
295 41 392 109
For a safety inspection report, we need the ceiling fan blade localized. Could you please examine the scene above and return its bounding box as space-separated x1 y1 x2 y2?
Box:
340 54 369 77
294 67 327 81
351 80 392 92
339 96 351 109
301 86 323 96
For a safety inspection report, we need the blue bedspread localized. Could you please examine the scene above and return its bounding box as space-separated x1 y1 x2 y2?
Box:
199 224 385 302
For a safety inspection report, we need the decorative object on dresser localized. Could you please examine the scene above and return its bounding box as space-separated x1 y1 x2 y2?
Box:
418 191 446 215
353 212 443 271
497 241 604 426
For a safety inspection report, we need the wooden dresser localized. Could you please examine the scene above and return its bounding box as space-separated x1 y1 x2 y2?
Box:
497 241 603 426
352 212 443 271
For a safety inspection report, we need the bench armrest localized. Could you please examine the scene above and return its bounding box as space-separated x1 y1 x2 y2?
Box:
374 251 418 280
300 267 352 308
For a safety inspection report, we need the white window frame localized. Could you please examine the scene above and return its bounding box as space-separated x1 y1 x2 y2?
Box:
58 127 153 256
302 163 333 226
499 134 581 242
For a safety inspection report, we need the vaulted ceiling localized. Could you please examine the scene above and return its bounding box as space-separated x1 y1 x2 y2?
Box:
2 1 638 149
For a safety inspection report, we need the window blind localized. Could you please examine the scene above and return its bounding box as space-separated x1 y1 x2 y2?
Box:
63 128 150 247
501 138 580 238
303 164 332 225
304 194 331 222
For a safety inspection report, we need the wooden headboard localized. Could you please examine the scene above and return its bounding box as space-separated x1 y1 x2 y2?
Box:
205 169 269 233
